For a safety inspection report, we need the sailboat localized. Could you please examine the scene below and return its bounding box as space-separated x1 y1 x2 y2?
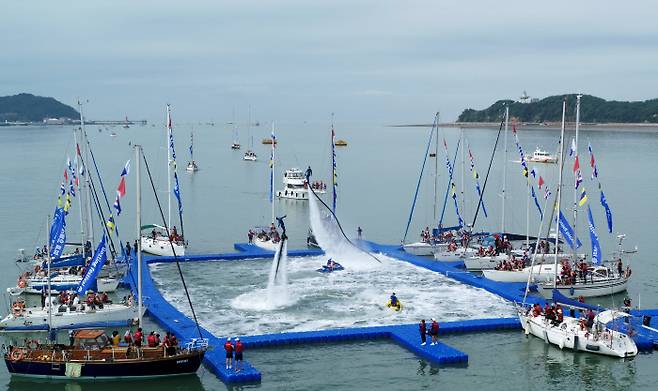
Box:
243 109 257 161
141 105 186 256
251 123 280 251
231 118 241 149
3 146 207 379
537 95 631 299
517 98 637 358
186 131 199 172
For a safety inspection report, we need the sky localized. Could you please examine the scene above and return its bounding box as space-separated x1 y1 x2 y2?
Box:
2 0 658 123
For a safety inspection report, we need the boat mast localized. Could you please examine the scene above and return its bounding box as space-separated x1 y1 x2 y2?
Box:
502 105 509 234
166 104 172 229
78 101 94 244
270 121 275 224
433 112 439 223
73 122 85 249
135 145 143 327
573 94 582 263
46 214 52 337
460 127 466 225
331 113 337 214
190 131 194 162
554 98 567 289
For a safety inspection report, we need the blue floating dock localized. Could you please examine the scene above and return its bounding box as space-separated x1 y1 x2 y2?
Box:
131 241 657 384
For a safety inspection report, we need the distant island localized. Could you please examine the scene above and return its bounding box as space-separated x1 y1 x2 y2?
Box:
458 94 658 124
0 93 80 124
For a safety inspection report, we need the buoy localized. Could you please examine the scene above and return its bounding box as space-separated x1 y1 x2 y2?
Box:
10 349 23 361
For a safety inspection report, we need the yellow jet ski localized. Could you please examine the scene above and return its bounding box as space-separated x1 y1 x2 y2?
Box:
386 299 402 312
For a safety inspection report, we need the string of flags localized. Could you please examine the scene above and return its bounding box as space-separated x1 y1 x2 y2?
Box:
467 143 487 218
442 137 464 227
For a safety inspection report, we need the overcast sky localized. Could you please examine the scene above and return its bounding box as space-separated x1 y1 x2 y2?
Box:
3 1 658 123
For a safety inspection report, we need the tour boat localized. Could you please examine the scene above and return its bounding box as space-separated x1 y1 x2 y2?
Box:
276 168 325 200
4 329 207 379
528 148 557 163
518 307 637 358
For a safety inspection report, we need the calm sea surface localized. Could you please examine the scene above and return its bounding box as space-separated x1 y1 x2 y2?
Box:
0 121 657 390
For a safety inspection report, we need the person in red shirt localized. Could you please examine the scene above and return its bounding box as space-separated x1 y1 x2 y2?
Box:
123 329 133 345
234 337 244 372
429 318 439 345
147 331 157 347
224 337 234 370
133 328 143 348
419 319 427 346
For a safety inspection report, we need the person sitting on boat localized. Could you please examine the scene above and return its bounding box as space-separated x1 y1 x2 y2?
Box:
448 241 457 252
625 265 632 279
616 258 623 276
100 292 111 304
112 330 121 346
147 331 157 347
532 303 542 317
580 309 595 331
70 294 79 311
124 330 133 345
151 229 157 240
390 293 399 308
553 305 564 326
544 304 555 322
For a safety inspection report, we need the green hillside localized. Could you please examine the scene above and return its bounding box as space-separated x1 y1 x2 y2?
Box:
0 93 79 122
458 94 658 123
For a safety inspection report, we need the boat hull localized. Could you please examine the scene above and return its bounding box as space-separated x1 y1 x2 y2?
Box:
403 242 447 256
141 237 185 257
5 351 205 379
0 304 143 331
519 311 637 358
482 264 561 283
252 239 279 252
539 277 629 299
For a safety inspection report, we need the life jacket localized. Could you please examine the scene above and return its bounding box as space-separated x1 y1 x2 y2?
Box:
431 321 439 334
419 323 426 334
124 333 132 343
134 331 143 343
235 341 244 353
147 334 157 347
224 342 234 353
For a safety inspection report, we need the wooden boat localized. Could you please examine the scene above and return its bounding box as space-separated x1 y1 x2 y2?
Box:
4 329 206 379
335 139 347 146
261 138 277 145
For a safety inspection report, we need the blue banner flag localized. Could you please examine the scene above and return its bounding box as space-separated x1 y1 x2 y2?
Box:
600 190 613 233
173 172 183 213
531 186 543 219
49 207 67 259
558 210 582 250
76 236 108 295
587 205 602 265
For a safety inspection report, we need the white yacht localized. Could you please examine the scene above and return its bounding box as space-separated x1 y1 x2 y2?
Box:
528 148 557 164
141 224 185 257
539 265 630 299
276 168 325 200
519 307 637 358
243 150 257 161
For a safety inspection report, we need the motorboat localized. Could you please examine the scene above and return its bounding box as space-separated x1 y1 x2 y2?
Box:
231 142 241 150
4 329 207 379
276 168 325 200
518 307 637 358
528 148 557 164
185 161 198 172
243 150 257 161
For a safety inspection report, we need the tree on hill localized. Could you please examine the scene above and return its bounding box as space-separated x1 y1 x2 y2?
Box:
0 93 80 122
458 94 658 123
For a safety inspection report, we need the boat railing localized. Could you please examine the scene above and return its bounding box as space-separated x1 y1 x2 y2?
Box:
185 337 209 352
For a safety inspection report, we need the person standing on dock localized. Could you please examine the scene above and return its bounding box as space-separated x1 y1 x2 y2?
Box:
235 337 244 372
419 319 427 346
224 337 234 370
429 319 439 345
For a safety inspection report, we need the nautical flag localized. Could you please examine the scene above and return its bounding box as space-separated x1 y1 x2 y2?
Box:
69 180 76 197
63 193 72 214
575 170 583 189
538 176 545 189
64 169 68 183
573 155 580 172
579 187 588 206
530 168 537 178
60 182 66 195
467 146 487 217
588 143 599 179
600 190 613 233
113 160 130 215
558 210 582 249
106 216 116 233
531 186 543 219
544 186 551 200
587 205 602 265
569 138 576 157
173 172 182 213
76 235 108 295
113 196 122 215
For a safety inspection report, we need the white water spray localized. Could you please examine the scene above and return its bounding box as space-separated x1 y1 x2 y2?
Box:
308 188 379 271
266 239 290 308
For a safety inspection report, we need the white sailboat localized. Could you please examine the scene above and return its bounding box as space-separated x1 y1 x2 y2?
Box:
186 131 199 172
141 105 186 256
252 123 280 251
244 107 257 161
231 109 241 150
517 97 638 359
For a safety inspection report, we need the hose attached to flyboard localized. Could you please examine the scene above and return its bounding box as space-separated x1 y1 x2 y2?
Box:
305 171 382 264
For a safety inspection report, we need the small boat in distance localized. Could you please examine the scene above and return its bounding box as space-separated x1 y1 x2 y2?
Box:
276 168 326 200
243 150 257 161
231 142 241 150
528 148 557 163
335 139 348 146
262 138 277 145
186 132 199 172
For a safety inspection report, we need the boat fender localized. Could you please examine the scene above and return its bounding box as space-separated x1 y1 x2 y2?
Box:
26 340 39 350
542 330 549 344
10 349 23 362
524 318 530 335
585 344 600 351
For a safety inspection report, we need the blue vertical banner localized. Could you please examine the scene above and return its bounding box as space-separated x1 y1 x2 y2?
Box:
76 235 108 295
587 205 602 265
600 190 613 233
49 207 67 259
558 210 582 249
531 186 543 219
